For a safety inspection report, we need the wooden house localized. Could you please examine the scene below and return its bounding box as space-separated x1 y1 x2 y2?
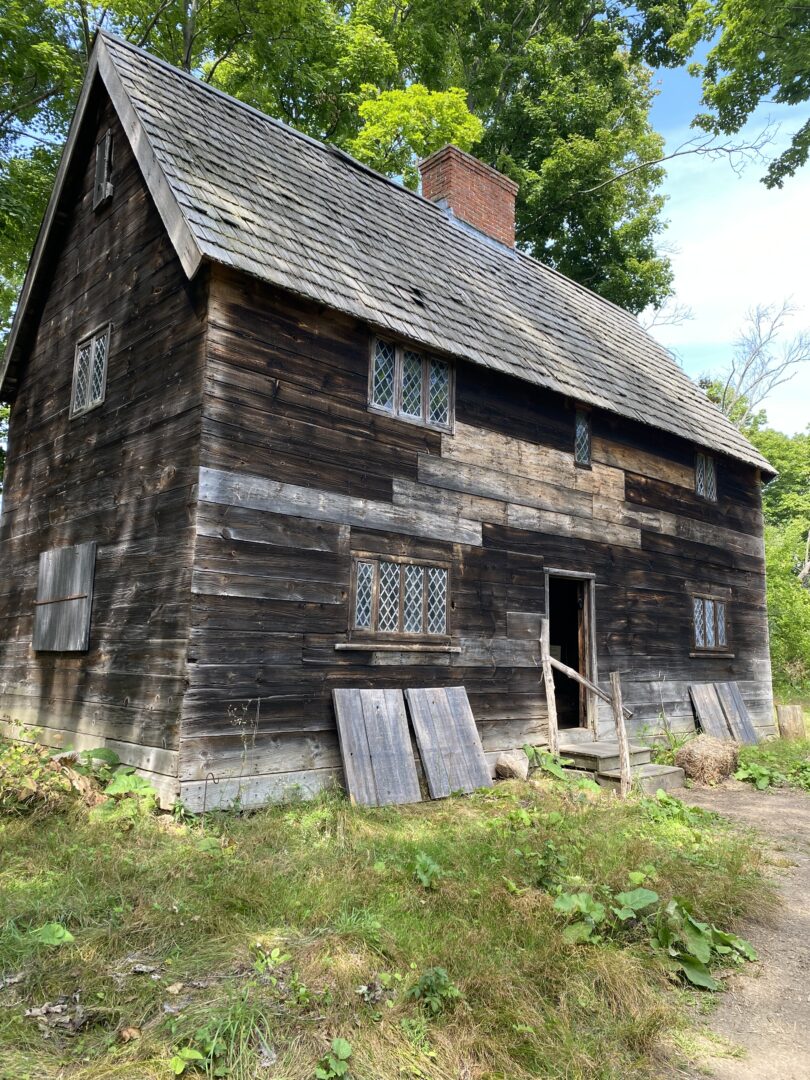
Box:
0 34 775 809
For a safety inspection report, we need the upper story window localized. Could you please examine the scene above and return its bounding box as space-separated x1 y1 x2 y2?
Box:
369 338 452 431
695 452 717 501
692 594 728 651
353 556 449 637
93 130 114 211
71 325 110 417
574 408 591 466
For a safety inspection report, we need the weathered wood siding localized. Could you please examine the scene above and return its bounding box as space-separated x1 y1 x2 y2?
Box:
181 268 772 809
0 89 206 805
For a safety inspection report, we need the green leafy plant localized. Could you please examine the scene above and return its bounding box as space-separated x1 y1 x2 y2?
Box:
405 967 462 1015
553 891 608 943
651 899 756 991
414 852 443 890
169 1046 206 1076
315 1037 352 1079
0 739 75 815
523 745 574 779
735 742 810 792
27 921 74 947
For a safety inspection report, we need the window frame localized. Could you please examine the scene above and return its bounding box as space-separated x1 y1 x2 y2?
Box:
695 451 718 502
690 593 729 653
367 337 454 433
70 323 111 419
350 553 452 642
574 406 592 468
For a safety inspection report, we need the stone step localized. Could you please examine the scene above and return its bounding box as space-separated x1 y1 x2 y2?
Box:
596 763 685 795
555 728 596 745
559 740 651 774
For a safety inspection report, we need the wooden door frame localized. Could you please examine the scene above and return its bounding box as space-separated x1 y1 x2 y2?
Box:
544 568 598 732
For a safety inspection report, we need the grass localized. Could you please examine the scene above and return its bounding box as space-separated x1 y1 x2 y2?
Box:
735 738 810 791
0 753 777 1080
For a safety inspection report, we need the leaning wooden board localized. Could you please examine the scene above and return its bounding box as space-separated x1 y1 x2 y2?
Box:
689 683 732 740
405 686 492 798
716 681 758 744
332 689 421 806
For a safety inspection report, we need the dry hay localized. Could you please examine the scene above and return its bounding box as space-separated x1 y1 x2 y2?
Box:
675 736 739 786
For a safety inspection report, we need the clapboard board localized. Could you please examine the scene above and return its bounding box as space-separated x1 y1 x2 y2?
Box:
689 682 758 744
404 686 492 798
332 689 421 806
689 683 733 740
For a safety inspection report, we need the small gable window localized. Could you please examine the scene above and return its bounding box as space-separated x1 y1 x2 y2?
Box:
695 452 717 501
369 338 452 431
692 595 728 651
33 542 96 652
71 325 110 417
574 408 591 466
93 130 114 210
353 556 449 637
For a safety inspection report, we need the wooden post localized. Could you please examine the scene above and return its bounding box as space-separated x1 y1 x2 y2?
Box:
609 671 632 799
776 704 806 742
540 617 559 757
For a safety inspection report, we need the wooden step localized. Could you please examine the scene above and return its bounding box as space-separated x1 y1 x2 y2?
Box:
559 740 651 773
596 763 685 795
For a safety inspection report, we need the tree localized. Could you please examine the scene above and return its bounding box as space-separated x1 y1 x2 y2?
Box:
629 0 810 188
0 402 8 495
701 302 810 430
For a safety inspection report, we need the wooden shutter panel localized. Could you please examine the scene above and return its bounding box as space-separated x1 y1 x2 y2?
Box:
93 131 114 210
33 542 97 651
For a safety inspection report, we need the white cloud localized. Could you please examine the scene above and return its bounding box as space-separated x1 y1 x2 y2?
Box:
645 109 810 434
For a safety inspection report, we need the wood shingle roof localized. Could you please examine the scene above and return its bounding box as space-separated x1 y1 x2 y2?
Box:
2 32 772 474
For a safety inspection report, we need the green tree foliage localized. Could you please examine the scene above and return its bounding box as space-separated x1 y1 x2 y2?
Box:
0 402 8 493
630 0 810 188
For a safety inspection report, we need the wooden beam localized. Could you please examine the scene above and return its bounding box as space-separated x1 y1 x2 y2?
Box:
540 617 559 757
548 655 633 721
610 672 632 799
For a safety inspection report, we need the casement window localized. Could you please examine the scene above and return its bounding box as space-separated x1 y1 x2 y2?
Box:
369 338 452 431
93 130 114 210
33 542 96 652
692 595 728 651
352 556 449 636
695 452 717 501
71 325 110 417
574 408 591 466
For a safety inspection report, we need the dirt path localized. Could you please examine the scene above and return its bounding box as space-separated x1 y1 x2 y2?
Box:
680 782 810 1080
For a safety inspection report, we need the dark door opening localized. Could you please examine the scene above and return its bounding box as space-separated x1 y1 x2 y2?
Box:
547 575 591 729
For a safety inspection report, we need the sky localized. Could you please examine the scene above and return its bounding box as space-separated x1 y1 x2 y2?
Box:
645 63 810 435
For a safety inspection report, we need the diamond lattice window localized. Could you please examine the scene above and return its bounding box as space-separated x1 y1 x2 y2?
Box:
696 453 717 501
71 325 110 416
351 557 449 636
369 339 452 430
574 409 591 465
692 596 728 651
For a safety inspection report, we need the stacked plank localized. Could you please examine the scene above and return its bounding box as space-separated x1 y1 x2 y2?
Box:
688 681 758 744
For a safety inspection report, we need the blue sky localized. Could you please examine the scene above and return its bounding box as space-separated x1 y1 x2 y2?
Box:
645 63 810 435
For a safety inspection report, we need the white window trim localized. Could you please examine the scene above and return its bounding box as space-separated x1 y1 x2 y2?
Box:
70 324 111 418
368 337 455 433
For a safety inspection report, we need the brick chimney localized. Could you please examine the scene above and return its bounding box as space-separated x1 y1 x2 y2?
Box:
419 145 518 248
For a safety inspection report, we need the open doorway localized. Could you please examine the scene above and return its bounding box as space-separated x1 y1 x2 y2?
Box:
545 571 595 729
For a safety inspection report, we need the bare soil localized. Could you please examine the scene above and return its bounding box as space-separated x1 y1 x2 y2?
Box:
681 781 810 1080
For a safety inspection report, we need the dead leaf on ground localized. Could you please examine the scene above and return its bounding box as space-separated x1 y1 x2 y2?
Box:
165 982 184 995
120 1026 141 1042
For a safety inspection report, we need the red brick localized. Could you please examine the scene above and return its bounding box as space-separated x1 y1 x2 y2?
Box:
419 145 517 247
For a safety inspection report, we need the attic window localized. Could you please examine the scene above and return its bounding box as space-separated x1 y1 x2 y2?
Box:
574 408 591 466
71 325 110 417
353 556 450 637
369 338 453 431
692 595 728 652
695 453 717 501
93 130 114 210
33 542 96 652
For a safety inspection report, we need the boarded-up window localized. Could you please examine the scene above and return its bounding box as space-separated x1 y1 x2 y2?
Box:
71 325 110 416
692 595 727 651
369 338 452 431
696 452 717 501
352 556 449 636
574 408 591 465
93 130 114 210
33 542 97 652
